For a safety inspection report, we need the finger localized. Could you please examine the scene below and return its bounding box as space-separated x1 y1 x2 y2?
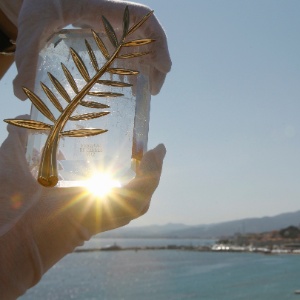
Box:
0 114 41 188
111 144 166 217
0 116 42 235
150 68 167 95
1 114 31 170
137 143 166 178
13 0 171 99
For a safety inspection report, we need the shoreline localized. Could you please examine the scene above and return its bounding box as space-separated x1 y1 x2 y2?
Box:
74 243 300 255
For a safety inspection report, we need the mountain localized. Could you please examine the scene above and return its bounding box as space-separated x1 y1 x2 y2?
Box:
98 210 300 239
99 223 190 238
174 210 300 238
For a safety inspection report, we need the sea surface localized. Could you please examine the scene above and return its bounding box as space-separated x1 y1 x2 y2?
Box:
20 238 300 300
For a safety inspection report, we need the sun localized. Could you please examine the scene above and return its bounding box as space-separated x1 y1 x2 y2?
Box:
85 172 121 197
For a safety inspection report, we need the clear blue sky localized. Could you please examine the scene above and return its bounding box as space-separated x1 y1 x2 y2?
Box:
1 0 300 226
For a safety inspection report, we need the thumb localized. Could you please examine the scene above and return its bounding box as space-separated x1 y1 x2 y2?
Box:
138 143 166 177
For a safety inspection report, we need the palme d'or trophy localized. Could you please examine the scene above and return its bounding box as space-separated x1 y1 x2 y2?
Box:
5 7 154 192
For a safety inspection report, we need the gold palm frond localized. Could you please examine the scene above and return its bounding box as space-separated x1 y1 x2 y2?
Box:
4 6 155 187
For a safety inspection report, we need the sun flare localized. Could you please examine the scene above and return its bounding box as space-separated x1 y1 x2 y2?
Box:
85 173 121 197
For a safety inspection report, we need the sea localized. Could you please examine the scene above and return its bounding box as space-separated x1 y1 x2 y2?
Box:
20 237 300 300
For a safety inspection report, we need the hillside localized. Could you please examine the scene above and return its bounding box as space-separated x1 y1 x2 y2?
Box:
99 210 300 239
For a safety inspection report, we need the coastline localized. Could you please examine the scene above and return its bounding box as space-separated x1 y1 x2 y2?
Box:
74 243 300 255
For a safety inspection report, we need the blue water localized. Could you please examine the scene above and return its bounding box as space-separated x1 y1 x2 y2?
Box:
20 238 300 300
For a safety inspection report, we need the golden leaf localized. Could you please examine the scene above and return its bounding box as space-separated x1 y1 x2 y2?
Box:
80 100 110 109
102 15 119 48
4 119 52 130
118 51 150 59
61 128 108 137
48 72 71 103
41 82 63 113
69 111 110 121
92 30 110 60
122 6 130 40
108 68 139 75
97 80 132 87
61 63 79 94
88 91 124 97
70 48 90 82
127 10 154 36
23 87 56 122
85 39 99 72
123 39 155 47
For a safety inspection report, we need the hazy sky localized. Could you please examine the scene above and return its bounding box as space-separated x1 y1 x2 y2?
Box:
1 0 300 226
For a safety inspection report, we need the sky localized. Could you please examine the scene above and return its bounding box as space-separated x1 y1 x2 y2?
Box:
1 0 300 227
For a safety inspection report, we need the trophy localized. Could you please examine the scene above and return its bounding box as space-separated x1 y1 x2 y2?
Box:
5 7 154 194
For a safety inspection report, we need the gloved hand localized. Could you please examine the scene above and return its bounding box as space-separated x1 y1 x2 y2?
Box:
0 117 166 299
0 0 172 100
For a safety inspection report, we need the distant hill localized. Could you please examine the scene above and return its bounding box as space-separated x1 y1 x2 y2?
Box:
99 210 300 239
174 210 300 238
99 223 190 238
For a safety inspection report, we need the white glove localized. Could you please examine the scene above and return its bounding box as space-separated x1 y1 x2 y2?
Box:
0 0 172 100
0 116 166 299
0 0 22 26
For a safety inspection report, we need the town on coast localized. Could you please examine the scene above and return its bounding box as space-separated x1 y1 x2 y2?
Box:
75 225 300 255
